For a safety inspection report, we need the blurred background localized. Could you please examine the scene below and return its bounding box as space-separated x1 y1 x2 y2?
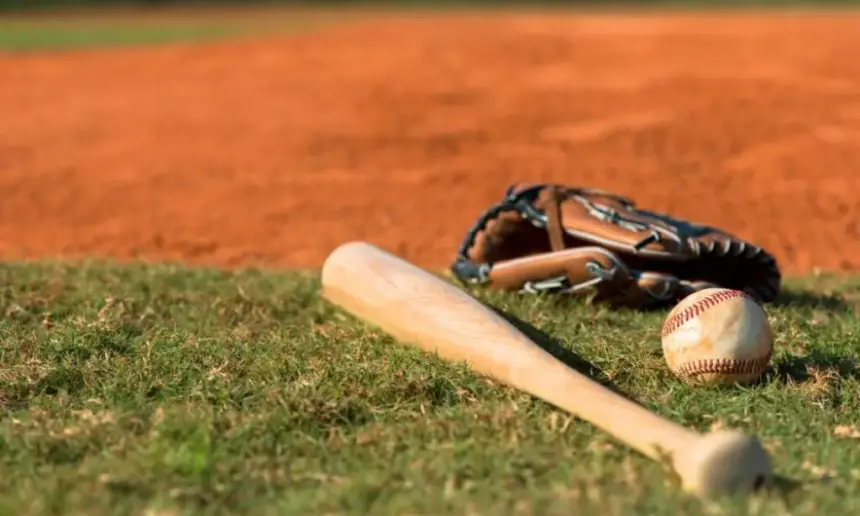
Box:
2 0 859 276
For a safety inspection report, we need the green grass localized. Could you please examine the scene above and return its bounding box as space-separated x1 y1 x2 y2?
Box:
0 24 245 51
0 259 858 515
0 7 360 51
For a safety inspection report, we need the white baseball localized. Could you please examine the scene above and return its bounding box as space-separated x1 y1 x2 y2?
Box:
661 288 774 385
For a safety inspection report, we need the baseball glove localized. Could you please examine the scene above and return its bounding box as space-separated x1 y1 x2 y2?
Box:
450 183 781 309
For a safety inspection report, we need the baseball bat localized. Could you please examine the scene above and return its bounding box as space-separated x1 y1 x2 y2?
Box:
320 241 773 498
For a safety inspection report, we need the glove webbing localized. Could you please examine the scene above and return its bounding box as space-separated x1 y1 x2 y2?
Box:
451 185 543 285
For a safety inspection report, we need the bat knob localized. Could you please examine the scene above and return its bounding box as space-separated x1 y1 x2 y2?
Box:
680 430 774 498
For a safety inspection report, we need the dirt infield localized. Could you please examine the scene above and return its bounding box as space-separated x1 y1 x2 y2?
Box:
2 11 859 275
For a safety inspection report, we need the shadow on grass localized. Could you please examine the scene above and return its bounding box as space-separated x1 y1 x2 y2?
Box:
766 348 859 384
486 305 627 396
771 289 852 311
769 468 845 505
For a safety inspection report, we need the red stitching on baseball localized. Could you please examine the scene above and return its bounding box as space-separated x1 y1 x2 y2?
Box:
675 350 772 378
661 289 758 337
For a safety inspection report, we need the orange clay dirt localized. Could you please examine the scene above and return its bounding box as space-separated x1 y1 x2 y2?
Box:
2 11 860 276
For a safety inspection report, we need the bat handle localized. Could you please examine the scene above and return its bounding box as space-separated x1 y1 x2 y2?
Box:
518 351 774 498
526 353 697 458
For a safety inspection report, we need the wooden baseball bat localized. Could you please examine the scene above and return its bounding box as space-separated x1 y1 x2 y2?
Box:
320 241 773 498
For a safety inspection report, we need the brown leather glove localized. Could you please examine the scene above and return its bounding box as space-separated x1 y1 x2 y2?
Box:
450 183 781 309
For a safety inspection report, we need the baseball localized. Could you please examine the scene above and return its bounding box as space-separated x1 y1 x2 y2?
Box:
661 288 774 385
